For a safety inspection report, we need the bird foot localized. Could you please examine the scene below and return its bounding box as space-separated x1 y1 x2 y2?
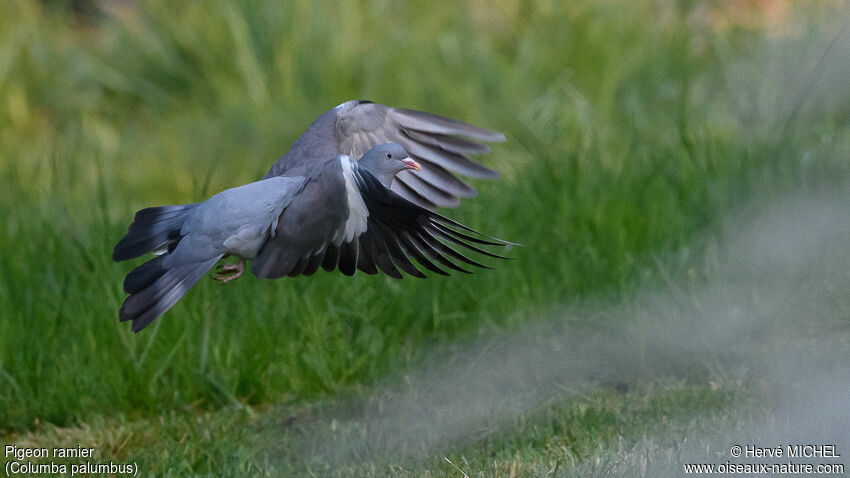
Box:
212 260 246 284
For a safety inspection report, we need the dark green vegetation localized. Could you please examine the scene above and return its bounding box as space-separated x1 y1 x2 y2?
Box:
2 1 848 476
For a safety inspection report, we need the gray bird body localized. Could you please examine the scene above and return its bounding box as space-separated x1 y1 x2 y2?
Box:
253 144 513 280
179 176 307 258
115 102 510 332
251 156 352 278
253 144 417 279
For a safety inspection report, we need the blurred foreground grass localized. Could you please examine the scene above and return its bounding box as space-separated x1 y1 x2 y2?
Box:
1 0 849 475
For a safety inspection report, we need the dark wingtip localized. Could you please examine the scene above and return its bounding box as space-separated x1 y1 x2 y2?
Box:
499 239 523 247
428 215 521 247
357 100 375 105
407 269 427 279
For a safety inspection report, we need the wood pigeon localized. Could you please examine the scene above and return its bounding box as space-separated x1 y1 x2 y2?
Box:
114 139 512 332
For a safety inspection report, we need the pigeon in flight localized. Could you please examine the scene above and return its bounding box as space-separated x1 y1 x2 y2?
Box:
114 143 513 332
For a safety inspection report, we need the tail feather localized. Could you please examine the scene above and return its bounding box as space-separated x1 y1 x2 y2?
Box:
119 255 221 333
123 254 167 294
113 204 198 262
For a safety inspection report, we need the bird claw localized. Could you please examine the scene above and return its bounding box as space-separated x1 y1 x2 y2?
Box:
212 260 245 284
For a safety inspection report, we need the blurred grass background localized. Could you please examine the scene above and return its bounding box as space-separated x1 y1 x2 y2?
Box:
1 0 849 475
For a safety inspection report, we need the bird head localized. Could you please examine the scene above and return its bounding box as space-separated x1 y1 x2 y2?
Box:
357 143 420 187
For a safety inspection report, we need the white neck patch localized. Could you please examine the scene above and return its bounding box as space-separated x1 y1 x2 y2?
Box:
334 155 369 245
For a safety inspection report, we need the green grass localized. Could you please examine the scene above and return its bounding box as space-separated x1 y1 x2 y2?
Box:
9 383 757 477
1 0 849 476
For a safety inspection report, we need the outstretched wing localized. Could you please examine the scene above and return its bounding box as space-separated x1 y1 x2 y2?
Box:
337 101 505 209
323 165 515 279
265 101 506 210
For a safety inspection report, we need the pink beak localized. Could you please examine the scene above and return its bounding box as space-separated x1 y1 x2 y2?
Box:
402 158 422 171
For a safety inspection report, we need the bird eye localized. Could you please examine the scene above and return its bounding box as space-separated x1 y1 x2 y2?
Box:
386 153 392 159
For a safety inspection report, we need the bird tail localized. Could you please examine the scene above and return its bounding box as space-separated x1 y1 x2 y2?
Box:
119 252 222 333
113 204 199 262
